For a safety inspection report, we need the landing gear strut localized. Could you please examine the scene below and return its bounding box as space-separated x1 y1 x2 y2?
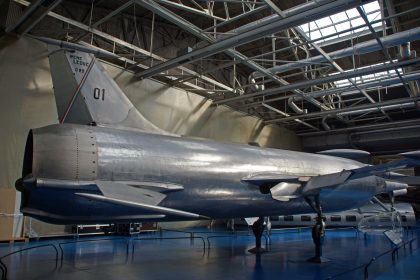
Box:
305 195 330 263
249 217 266 254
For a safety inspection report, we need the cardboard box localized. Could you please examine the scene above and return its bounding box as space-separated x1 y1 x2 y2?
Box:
0 188 19 241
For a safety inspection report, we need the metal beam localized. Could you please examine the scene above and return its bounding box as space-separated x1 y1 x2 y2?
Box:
214 57 420 105
136 0 363 114
13 0 233 92
6 0 64 34
136 0 374 80
5 0 43 32
154 0 226 21
134 0 321 128
262 0 381 120
202 5 268 32
356 6 411 96
240 71 420 109
19 0 62 34
384 0 401 33
301 124 420 154
92 0 134 28
265 97 420 124
75 41 214 92
298 119 420 137
252 27 420 78
261 103 319 130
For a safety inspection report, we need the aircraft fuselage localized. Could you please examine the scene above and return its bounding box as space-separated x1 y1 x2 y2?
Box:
17 124 386 224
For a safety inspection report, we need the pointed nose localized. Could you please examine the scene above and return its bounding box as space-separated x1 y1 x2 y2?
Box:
15 177 24 192
15 175 36 192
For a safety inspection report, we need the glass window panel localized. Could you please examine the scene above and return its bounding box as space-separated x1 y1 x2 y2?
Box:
316 17 332 28
320 26 336 37
346 8 359 19
330 12 347 23
346 215 357 222
297 1 381 45
309 30 322 40
367 11 380 22
331 216 342 222
350 18 364 27
301 216 311 222
371 21 382 28
309 21 318 31
352 26 367 34
300 23 309 32
336 21 350 32
362 1 380 13
284 216 294 221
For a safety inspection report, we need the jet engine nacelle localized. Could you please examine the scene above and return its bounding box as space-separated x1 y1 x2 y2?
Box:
21 124 98 181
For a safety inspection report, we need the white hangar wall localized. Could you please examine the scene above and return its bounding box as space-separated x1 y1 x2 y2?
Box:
0 35 301 237
102 62 301 149
0 35 59 239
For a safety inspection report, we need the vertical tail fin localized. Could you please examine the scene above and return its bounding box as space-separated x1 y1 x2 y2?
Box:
47 45 172 135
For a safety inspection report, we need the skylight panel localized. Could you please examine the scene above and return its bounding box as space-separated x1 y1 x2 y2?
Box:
362 1 380 13
309 30 322 40
297 0 382 44
336 21 351 34
350 18 364 28
320 26 337 38
316 17 333 28
331 61 403 89
300 23 309 32
345 8 359 19
296 1 387 89
367 11 381 28
309 21 318 30
330 12 347 24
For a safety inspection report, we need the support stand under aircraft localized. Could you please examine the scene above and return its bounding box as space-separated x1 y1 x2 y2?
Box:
305 196 329 263
249 217 266 254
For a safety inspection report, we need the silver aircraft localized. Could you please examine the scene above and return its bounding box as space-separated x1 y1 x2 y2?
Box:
15 40 420 251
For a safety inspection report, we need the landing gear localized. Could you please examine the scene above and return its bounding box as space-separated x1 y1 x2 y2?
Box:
248 217 266 254
305 195 330 263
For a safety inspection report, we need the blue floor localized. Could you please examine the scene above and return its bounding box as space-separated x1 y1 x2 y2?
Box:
1 227 419 280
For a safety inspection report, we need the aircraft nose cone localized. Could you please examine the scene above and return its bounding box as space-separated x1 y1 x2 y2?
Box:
15 175 36 192
15 177 24 192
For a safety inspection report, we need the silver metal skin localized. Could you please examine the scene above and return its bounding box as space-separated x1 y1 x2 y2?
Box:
17 123 400 224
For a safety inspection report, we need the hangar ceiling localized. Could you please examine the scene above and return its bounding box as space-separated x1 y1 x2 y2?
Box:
1 0 420 154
